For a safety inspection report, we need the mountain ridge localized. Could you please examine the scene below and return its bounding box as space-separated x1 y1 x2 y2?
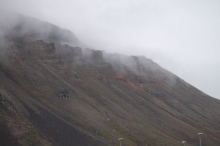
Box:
0 13 220 146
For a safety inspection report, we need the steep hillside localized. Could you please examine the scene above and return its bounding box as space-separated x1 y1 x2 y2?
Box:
0 14 220 146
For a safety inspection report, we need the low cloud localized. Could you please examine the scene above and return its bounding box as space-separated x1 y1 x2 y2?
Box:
1 0 220 99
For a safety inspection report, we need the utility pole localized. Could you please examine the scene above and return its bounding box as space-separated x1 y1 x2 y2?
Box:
198 133 203 146
182 141 186 146
118 138 123 146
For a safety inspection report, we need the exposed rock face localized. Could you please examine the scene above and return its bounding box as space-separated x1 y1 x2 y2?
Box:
92 50 103 63
55 44 83 63
1 13 220 146
25 40 56 57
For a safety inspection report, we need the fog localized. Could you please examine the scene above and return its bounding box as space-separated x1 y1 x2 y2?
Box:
1 0 220 99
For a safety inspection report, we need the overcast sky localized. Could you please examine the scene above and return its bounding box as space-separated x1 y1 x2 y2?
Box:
1 0 220 99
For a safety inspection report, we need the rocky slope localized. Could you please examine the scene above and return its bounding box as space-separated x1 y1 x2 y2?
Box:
0 13 220 146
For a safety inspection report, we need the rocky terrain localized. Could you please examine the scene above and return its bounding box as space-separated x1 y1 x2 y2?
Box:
0 13 220 146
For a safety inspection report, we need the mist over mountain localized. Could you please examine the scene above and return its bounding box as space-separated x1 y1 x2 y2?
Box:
0 12 220 146
0 11 80 46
